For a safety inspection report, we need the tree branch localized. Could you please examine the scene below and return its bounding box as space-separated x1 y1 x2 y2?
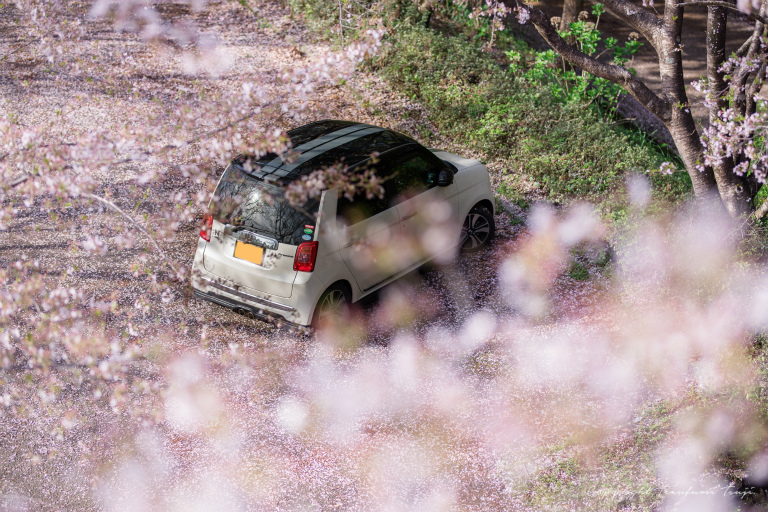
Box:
679 1 768 25
520 2 671 122
746 59 767 116
82 193 183 279
736 34 755 58
601 0 663 49
5 96 283 190
732 0 768 116
705 5 754 214
707 5 730 124
753 195 768 220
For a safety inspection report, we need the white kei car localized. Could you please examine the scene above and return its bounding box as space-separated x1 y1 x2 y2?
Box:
191 120 495 327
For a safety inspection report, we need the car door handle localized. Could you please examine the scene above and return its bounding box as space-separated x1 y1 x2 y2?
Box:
401 213 417 221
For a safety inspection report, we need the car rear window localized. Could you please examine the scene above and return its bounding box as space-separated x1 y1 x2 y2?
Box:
211 163 320 246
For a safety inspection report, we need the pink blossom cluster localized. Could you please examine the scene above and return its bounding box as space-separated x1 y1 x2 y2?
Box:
463 0 512 47
468 0 510 28
285 162 385 207
700 105 768 184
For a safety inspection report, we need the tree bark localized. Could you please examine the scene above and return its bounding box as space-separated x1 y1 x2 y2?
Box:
600 0 663 49
707 5 754 216
559 0 584 44
656 1 719 199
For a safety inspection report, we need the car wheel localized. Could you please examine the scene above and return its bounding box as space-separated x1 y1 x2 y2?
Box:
312 283 351 328
460 207 495 253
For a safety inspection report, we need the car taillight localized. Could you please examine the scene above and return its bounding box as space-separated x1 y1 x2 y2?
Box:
200 213 213 242
294 241 318 272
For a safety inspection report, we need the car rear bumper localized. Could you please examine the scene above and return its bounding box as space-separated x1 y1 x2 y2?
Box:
191 238 321 326
192 288 305 330
199 277 294 313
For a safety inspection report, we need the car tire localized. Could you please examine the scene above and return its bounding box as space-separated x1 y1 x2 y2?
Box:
460 206 495 253
312 282 351 328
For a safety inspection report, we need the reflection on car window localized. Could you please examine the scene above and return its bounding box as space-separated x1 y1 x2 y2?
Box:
390 150 439 204
288 120 359 148
212 164 319 246
294 130 412 179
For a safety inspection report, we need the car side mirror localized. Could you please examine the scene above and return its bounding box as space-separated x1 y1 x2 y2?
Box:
437 168 454 187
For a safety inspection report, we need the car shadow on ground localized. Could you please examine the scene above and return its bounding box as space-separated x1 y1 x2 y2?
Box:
329 240 512 346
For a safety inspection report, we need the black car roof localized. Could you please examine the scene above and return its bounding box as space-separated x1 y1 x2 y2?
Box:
239 120 416 182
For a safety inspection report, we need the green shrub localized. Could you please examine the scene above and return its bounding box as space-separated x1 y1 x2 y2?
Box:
504 3 643 116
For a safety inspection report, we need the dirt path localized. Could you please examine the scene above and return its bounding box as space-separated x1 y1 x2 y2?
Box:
0 3 629 509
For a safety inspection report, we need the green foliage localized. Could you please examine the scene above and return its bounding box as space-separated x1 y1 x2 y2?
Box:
748 335 768 420
755 180 768 210
286 0 429 36
505 4 642 116
497 183 529 210
438 0 504 43
736 221 768 261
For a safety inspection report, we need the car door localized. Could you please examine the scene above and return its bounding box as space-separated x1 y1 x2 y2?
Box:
389 146 460 270
336 179 401 293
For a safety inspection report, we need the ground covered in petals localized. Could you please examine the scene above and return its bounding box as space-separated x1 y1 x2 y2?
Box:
2 2 766 512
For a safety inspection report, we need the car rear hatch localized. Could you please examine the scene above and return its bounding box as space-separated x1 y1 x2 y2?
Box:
202 162 319 299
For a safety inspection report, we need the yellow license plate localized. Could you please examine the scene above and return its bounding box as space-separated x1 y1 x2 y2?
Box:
234 241 264 265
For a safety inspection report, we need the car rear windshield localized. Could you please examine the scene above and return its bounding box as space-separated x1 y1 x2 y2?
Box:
211 163 320 246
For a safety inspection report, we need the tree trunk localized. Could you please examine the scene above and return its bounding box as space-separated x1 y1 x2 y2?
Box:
560 0 584 44
707 6 754 216
659 1 721 200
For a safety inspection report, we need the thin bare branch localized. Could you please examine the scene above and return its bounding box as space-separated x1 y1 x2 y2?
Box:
679 1 768 25
82 193 182 279
163 95 284 152
5 97 283 190
733 0 768 116
9 174 32 188
0 30 54 63
601 0 663 49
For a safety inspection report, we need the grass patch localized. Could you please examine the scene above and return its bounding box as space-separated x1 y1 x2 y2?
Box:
368 26 691 214
510 400 673 511
568 261 590 281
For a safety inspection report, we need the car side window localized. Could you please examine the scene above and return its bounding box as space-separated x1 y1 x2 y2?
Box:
337 190 388 226
389 150 440 204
